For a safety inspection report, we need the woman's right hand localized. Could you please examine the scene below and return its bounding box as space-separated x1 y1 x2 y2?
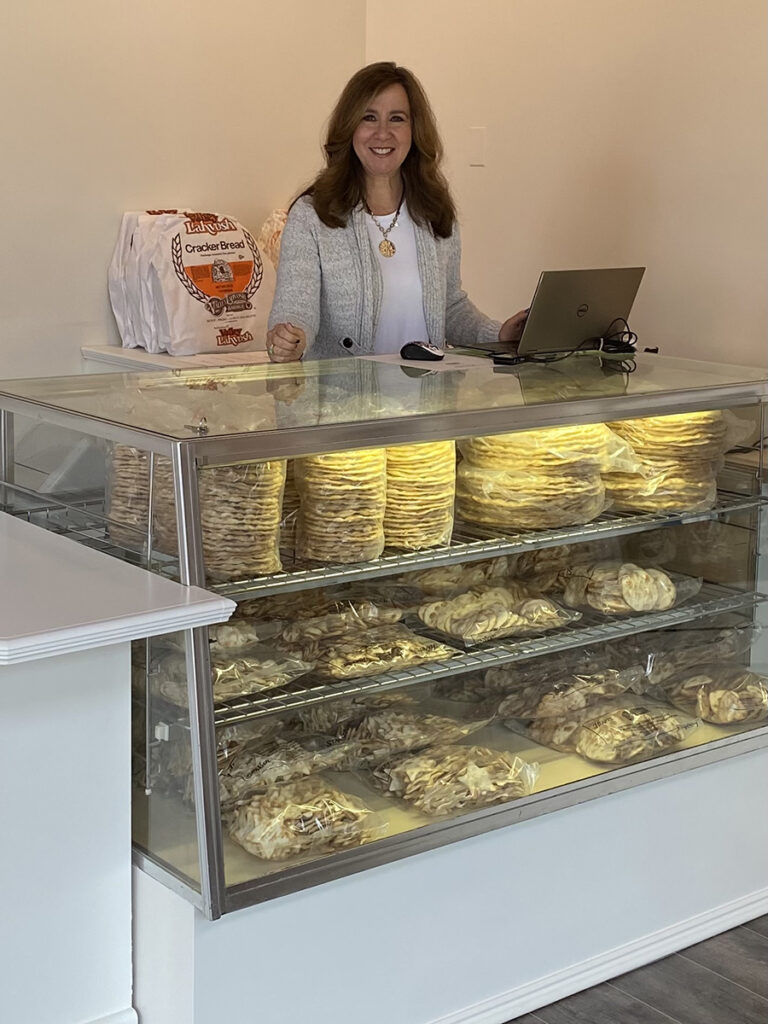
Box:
267 322 306 362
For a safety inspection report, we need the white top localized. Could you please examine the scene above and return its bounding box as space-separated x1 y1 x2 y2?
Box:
81 345 270 371
366 204 429 355
0 514 234 664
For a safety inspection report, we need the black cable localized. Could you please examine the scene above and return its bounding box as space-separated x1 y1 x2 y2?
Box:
494 317 639 373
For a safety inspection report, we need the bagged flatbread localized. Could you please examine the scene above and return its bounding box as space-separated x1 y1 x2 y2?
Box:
109 209 275 355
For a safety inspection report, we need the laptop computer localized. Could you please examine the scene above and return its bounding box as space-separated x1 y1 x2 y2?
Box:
465 267 645 359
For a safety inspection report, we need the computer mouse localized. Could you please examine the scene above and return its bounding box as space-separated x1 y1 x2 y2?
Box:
400 341 445 361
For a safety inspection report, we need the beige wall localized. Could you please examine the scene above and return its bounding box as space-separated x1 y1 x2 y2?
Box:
0 0 364 378
0 1 765 376
367 0 767 367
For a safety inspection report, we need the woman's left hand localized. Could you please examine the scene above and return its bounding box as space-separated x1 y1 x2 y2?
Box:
498 308 530 344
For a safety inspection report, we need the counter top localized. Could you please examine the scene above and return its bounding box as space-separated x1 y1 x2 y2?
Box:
81 344 270 371
0 513 234 664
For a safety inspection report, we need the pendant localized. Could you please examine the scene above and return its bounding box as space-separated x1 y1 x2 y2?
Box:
379 239 396 258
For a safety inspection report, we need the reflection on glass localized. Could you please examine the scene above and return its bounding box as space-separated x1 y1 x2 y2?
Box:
0 353 764 440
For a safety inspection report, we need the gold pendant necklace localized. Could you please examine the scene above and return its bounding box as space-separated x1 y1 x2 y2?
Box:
365 191 404 258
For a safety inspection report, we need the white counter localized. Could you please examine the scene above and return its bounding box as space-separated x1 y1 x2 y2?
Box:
80 344 270 372
0 513 234 1024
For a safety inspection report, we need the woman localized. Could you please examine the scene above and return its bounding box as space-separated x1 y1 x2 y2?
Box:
267 61 527 362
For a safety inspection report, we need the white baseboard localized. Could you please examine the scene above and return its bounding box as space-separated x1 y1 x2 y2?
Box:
432 887 768 1024
87 1009 138 1024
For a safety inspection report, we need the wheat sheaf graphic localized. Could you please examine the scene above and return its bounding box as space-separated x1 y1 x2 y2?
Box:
242 229 264 299
172 234 213 308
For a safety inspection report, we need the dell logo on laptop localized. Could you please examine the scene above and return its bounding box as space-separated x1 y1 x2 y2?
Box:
576 303 589 317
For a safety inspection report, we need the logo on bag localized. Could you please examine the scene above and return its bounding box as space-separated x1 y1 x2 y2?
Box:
184 213 238 236
211 259 234 283
216 327 253 347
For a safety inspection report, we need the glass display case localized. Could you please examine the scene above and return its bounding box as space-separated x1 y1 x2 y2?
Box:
0 352 766 920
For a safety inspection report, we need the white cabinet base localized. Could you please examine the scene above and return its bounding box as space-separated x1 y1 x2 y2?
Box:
0 646 134 1024
133 748 768 1024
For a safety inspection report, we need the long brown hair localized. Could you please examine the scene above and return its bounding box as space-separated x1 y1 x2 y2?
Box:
300 62 456 238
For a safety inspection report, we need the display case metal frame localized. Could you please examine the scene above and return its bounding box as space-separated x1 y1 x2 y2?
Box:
0 357 767 920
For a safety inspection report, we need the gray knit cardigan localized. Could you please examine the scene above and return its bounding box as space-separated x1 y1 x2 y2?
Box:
267 196 501 359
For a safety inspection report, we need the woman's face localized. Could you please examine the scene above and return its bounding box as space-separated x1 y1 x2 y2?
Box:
352 83 412 185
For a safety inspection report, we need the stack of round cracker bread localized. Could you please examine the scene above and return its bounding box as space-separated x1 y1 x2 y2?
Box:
107 446 285 580
279 460 300 555
295 448 387 562
106 445 151 549
384 440 456 549
604 411 726 513
198 460 285 579
456 425 612 531
461 423 628 469
456 461 605 530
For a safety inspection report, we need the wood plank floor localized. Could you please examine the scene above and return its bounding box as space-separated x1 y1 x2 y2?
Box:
511 914 768 1024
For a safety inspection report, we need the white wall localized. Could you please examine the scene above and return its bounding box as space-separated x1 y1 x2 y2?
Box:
0 2 764 379
366 0 767 367
0 0 365 379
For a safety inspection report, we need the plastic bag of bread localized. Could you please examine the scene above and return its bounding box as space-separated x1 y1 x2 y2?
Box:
561 561 701 615
208 618 284 652
647 663 768 724
603 409 732 515
218 733 359 809
418 585 579 644
295 623 456 681
279 459 301 554
280 596 404 644
112 451 286 581
506 698 698 763
229 776 383 860
608 411 728 461
482 645 615 700
572 702 699 764
456 460 607 532
197 460 285 580
459 423 640 474
110 210 276 356
156 645 314 706
383 440 456 550
371 743 539 816
393 562 491 599
295 448 386 563
290 690 418 736
602 457 718 514
497 666 643 720
344 707 490 767
257 208 288 270
606 624 756 688
431 669 518 703
234 589 332 622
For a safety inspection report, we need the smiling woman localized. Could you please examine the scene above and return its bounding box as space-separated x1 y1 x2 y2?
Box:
266 61 528 362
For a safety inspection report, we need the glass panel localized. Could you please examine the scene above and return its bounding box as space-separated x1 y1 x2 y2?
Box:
211 509 768 891
132 630 202 891
0 413 181 578
0 353 765 440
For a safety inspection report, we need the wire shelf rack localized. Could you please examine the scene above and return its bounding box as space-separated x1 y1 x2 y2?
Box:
210 583 765 727
4 484 764 598
211 492 767 599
